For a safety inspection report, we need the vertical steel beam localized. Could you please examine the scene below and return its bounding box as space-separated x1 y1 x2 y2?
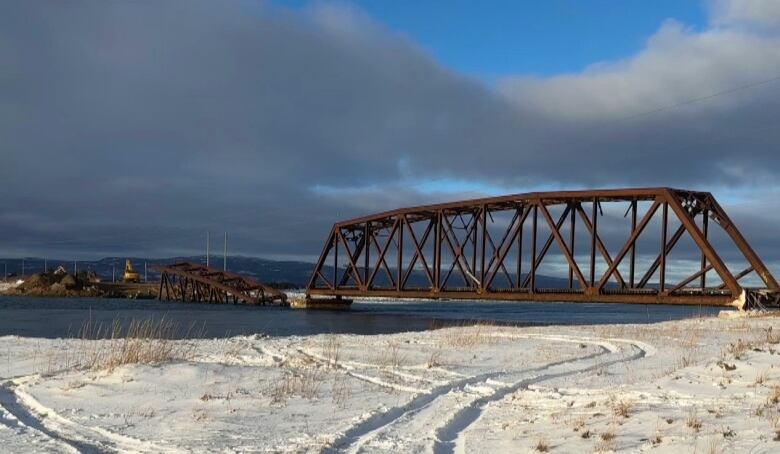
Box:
629 200 637 288
480 206 487 288
530 204 538 292
397 216 403 291
517 211 524 289
435 211 442 291
590 198 598 287
660 202 668 292
364 222 370 289
333 232 338 289
701 209 708 289
469 210 481 285
568 203 576 289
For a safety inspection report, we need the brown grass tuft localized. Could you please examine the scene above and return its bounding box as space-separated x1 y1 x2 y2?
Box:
75 316 200 372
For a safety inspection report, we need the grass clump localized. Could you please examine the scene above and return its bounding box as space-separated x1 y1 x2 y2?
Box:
75 316 200 372
534 438 550 452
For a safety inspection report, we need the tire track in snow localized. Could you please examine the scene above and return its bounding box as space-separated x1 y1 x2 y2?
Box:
432 341 649 454
2 375 183 454
0 380 99 453
326 340 611 453
296 348 436 393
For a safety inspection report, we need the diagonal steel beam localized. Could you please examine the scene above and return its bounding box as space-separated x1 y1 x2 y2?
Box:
637 224 686 289
441 213 480 288
706 196 780 291
485 206 531 289
575 205 626 288
663 189 740 296
670 264 714 294
366 219 399 288
596 200 661 292
402 215 435 288
538 202 587 288
521 205 570 288
336 229 364 289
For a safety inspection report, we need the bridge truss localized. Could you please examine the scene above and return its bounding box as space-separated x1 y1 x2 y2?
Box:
306 188 779 308
157 262 287 305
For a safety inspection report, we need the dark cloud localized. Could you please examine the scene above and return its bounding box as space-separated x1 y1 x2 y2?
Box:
2 0 780 279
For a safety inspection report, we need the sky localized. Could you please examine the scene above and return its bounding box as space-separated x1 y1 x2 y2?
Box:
2 0 780 279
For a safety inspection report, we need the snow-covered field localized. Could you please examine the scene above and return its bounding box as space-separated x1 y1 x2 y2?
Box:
1 313 779 453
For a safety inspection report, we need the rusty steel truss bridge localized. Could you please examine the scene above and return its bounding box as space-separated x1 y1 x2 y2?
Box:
306 188 780 308
157 262 287 305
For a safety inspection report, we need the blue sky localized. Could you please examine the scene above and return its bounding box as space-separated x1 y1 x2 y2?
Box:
273 0 707 78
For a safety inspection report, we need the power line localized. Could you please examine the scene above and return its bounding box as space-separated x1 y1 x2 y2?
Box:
622 73 780 121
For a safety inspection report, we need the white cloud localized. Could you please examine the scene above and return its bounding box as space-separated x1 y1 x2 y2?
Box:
710 0 780 27
498 18 780 119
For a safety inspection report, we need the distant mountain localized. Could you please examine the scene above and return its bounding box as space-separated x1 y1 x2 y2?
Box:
1 255 574 289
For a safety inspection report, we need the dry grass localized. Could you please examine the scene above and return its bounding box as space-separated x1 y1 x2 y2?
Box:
611 399 633 418
595 427 617 452
764 327 780 344
321 334 341 368
768 386 780 405
331 375 351 409
533 438 550 452
271 367 324 404
426 348 444 368
726 338 752 360
755 368 769 386
375 341 407 370
686 408 703 432
705 437 722 454
440 322 499 348
74 316 199 372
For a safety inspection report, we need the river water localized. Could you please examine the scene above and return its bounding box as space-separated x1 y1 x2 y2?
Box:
0 295 729 339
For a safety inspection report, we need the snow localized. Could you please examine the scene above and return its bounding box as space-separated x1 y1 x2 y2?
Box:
0 314 779 452
0 281 21 293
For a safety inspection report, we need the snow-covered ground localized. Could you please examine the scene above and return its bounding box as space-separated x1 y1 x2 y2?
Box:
0 280 22 293
0 313 779 453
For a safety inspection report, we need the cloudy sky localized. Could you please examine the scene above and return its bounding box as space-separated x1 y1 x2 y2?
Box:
2 0 780 275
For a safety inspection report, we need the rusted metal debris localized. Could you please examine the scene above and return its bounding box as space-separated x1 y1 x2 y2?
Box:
306 188 780 309
156 262 287 306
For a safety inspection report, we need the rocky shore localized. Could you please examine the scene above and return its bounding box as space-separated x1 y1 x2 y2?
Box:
1 269 157 299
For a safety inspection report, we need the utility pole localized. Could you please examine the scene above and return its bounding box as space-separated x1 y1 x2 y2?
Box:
21 258 24 278
2 262 5 282
112 265 115 283
144 261 147 283
44 258 47 273
206 231 210 268
74 260 77 275
223 232 227 271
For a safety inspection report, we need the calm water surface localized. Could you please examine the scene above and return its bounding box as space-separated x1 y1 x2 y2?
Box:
0 295 729 339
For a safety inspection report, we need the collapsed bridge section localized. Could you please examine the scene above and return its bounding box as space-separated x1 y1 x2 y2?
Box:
306 188 779 308
157 262 287 305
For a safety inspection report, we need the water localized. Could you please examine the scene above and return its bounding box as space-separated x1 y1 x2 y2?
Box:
0 296 729 339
